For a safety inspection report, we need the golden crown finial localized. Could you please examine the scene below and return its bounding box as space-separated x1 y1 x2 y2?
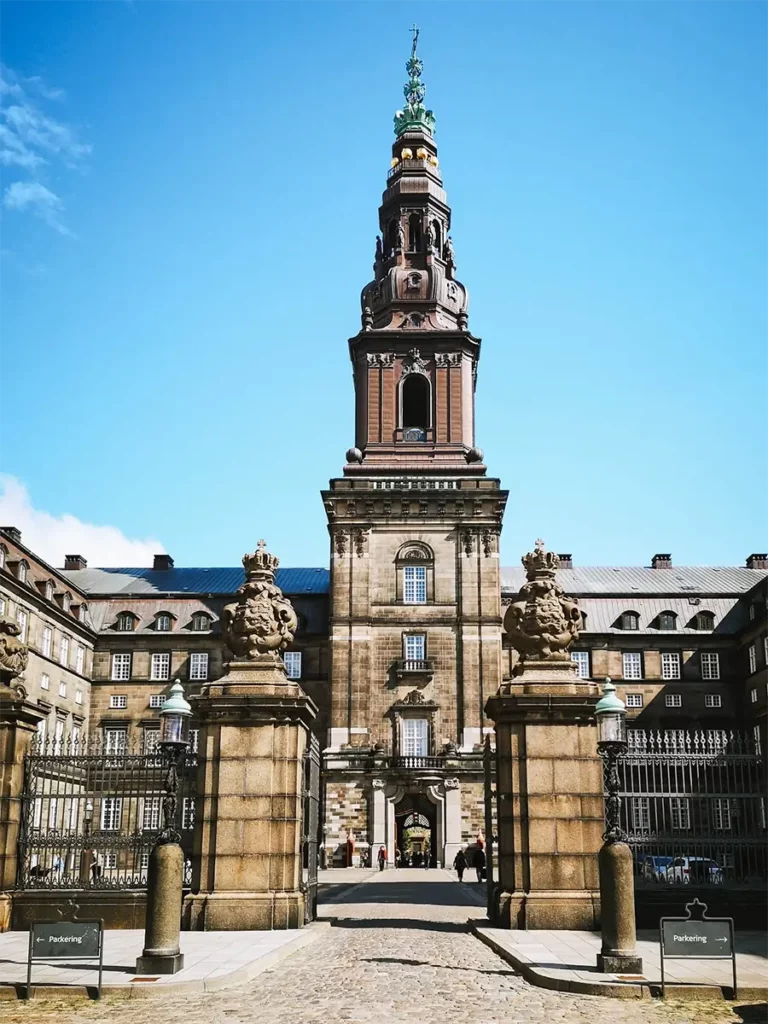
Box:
242 539 280 579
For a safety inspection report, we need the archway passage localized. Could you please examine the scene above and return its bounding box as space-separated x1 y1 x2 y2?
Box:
395 793 436 867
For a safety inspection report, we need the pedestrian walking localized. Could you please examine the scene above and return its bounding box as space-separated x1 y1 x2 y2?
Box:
377 845 387 871
453 848 467 882
474 844 486 883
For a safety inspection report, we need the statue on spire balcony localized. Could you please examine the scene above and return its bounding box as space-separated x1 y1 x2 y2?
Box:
504 540 582 661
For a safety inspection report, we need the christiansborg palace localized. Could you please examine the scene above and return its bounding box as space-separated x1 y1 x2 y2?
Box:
0 40 765 931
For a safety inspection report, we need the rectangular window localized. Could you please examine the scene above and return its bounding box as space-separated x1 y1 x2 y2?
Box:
16 608 28 642
36 717 46 746
109 694 127 709
140 852 150 872
104 728 127 755
283 651 302 679
66 798 78 830
142 797 162 831
661 652 681 680
189 652 209 681
59 636 69 667
53 718 64 753
0 597 4 616
182 797 195 830
111 653 131 681
149 694 164 709
33 798 43 829
705 694 722 708
631 797 650 831
751 688 758 703
42 626 52 658
749 644 757 674
764 637 768 666
402 718 428 757
712 798 731 831
75 646 84 675
58 680 67 698
622 652 642 680
665 693 682 708
40 673 50 691
71 726 81 751
189 728 199 754
143 729 160 754
670 798 691 830
48 797 59 829
571 651 590 679
403 565 427 604
75 689 83 705
404 634 426 661
626 693 643 708
103 852 118 870
701 652 720 680
100 797 123 831
150 652 171 681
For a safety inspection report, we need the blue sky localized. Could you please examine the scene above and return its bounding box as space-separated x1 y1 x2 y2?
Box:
1 1 765 569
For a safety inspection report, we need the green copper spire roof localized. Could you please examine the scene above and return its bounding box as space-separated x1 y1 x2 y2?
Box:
394 26 436 138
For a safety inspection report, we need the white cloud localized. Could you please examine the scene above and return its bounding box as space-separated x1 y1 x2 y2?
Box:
0 475 165 568
3 181 74 237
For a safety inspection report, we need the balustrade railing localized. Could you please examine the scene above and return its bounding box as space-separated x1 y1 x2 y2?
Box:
390 756 445 769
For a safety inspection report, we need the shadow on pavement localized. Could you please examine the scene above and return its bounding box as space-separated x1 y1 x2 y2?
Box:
319 882 485 907
324 917 484 933
359 955 519 977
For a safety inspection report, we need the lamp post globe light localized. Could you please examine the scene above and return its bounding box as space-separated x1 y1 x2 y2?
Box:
136 680 191 976
595 678 643 975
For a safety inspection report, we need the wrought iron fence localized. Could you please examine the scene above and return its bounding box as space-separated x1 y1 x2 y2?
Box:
301 733 321 923
620 730 766 888
18 734 197 890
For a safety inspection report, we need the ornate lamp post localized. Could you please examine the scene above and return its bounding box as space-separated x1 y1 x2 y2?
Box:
595 679 642 974
136 680 190 975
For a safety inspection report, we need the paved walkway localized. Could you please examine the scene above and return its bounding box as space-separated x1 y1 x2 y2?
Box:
1 871 764 1023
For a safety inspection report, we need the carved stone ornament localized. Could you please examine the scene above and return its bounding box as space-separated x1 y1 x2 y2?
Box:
435 352 461 368
444 777 460 790
335 531 348 557
372 778 387 790
401 347 428 376
462 530 474 556
354 528 368 558
0 618 29 680
504 540 581 662
401 689 426 705
221 540 298 661
367 352 394 368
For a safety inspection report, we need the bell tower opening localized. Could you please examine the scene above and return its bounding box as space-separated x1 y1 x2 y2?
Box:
408 213 422 252
402 375 429 434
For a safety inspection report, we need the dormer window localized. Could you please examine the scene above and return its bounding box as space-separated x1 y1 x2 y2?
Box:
695 611 715 631
155 613 173 632
17 560 28 584
191 612 210 632
620 611 639 631
44 581 54 601
116 612 136 632
657 611 677 631
61 591 72 613
0 545 6 570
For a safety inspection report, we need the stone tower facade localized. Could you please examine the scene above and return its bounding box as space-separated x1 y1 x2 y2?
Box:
321 35 508 868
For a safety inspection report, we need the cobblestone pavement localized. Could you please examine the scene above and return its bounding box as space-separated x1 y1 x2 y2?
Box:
5 870 763 1024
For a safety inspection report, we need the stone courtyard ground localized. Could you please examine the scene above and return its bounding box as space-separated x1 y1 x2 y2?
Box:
2 870 764 1024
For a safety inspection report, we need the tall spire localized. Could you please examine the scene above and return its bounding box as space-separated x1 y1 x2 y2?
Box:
394 25 436 138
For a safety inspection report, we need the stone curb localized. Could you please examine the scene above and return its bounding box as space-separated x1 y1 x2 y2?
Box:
1 921 329 1001
472 924 768 1002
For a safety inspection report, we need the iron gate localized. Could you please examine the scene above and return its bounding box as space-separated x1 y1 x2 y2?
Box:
301 731 321 922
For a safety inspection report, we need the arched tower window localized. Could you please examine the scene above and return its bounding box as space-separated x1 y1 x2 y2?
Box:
402 375 429 434
408 213 421 252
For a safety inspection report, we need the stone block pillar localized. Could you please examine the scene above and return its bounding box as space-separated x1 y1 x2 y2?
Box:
184 542 317 931
443 777 463 868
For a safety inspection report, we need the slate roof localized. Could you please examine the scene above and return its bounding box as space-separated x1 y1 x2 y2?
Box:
61 567 329 597
500 566 766 596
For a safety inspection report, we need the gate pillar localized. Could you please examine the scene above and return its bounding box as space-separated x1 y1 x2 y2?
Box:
486 542 603 931
185 543 317 931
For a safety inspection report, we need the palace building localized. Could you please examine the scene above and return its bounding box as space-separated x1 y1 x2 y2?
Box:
1 42 765 869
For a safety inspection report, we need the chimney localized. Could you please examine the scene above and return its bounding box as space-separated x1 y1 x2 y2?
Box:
1 527 21 544
64 555 88 571
651 553 672 569
558 554 573 569
746 553 768 570
153 553 174 571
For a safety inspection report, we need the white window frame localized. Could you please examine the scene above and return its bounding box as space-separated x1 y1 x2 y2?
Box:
41 626 52 659
75 688 83 705
705 694 722 708
665 693 682 708
0 597 4 616
142 796 162 831
701 652 720 680
143 729 160 754
622 652 642 680
40 673 50 691
109 694 127 710
156 613 172 632
401 717 428 757
100 797 123 831
625 693 643 708
749 644 757 675
189 728 199 754
182 797 195 830
404 634 426 662
16 608 28 642
189 652 209 681
59 635 69 667
116 613 135 632
712 798 731 831
104 728 127 755
631 797 650 831
191 613 210 632
751 688 758 703
661 652 681 680
75 646 84 675
17 561 28 584
33 797 43 829
44 581 54 601
150 652 171 681
764 637 768 666
0 546 4 569
103 852 118 870
53 718 65 754
403 565 427 605
571 650 590 679
284 651 302 679
149 694 164 709
111 653 131 681
670 797 691 830
58 680 67 698
48 797 59 829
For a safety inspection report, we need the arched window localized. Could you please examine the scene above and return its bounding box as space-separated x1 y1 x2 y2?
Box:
619 611 640 631
657 611 677 631
191 612 211 632
408 213 421 251
61 591 72 613
402 375 430 435
396 543 434 605
155 612 173 632
116 612 136 632
44 580 55 601
695 611 715 631
0 545 6 570
17 560 28 584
